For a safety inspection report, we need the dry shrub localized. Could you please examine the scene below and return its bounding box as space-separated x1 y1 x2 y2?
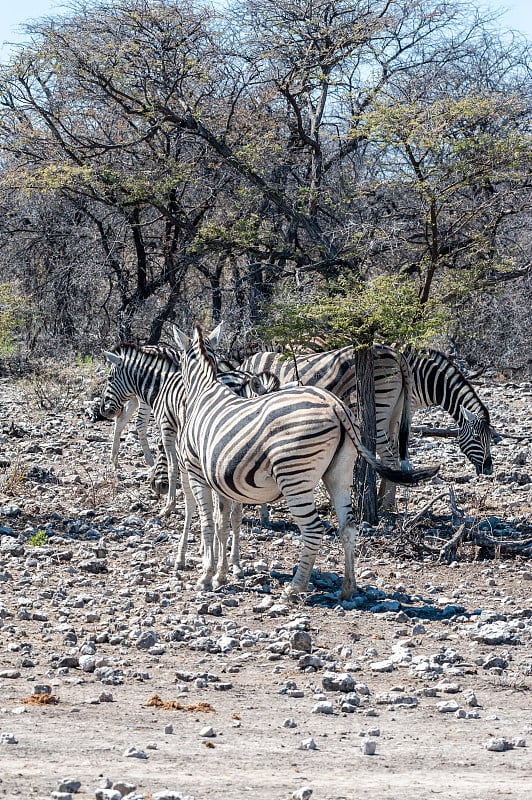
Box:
22 694 60 705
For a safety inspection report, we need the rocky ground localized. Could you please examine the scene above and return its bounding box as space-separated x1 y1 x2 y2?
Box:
0 368 531 800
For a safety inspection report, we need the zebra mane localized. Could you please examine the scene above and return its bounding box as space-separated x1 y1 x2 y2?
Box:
405 345 491 424
110 341 180 364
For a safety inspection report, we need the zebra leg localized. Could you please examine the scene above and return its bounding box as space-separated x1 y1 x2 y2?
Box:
322 455 359 600
282 492 325 597
110 397 139 468
229 501 244 577
188 475 216 591
135 400 154 467
213 494 231 589
175 469 196 572
260 503 270 526
161 433 180 517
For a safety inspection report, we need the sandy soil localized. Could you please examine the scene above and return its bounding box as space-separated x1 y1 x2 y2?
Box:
0 373 531 800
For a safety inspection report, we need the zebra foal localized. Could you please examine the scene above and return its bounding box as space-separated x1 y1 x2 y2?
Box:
176 325 439 599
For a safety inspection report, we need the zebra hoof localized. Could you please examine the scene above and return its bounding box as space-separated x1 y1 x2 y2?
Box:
196 577 213 592
283 585 306 603
231 565 244 578
212 574 228 590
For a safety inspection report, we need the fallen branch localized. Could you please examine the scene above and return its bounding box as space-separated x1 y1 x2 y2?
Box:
438 523 467 564
412 425 458 438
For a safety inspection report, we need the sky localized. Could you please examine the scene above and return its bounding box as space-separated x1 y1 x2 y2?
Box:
1 0 531 58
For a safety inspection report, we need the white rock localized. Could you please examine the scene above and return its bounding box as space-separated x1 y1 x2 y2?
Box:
123 746 148 759
298 737 318 750
311 701 334 715
436 700 459 713
360 738 377 755
292 788 313 800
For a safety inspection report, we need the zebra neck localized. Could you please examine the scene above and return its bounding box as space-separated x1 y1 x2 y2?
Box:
129 358 177 406
407 350 488 422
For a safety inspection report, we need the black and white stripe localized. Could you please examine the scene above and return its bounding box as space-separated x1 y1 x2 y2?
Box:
240 344 412 509
100 331 280 575
403 346 497 475
176 325 438 598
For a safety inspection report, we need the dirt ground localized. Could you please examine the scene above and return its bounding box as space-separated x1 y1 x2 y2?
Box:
0 373 531 800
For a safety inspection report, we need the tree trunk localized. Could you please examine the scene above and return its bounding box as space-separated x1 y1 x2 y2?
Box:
353 345 378 525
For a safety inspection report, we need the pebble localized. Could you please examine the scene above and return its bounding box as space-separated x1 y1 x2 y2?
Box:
360 738 377 755
282 718 297 728
436 700 460 713
123 746 148 759
56 778 81 793
311 701 334 715
292 788 313 800
298 737 318 750
199 726 216 738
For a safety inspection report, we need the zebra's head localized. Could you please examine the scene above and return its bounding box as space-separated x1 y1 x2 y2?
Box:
458 406 493 475
172 323 222 394
100 350 128 420
236 371 281 397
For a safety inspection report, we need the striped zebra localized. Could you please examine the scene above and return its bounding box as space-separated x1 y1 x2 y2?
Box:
105 346 245 472
99 331 280 574
241 344 499 509
401 346 500 472
175 325 438 598
240 344 413 510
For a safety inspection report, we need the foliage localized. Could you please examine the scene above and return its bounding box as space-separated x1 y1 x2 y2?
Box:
22 362 97 412
29 529 48 547
0 459 27 495
0 283 30 357
259 273 447 352
0 0 529 367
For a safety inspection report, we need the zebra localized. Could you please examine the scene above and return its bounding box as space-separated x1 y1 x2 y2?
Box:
147 366 282 575
240 344 413 511
99 331 281 574
241 344 500 510
175 325 439 599
401 346 500 473
105 346 245 472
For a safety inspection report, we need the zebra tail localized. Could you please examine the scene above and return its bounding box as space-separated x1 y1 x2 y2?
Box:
334 404 439 485
398 351 413 464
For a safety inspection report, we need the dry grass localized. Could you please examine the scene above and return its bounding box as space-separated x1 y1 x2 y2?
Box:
145 694 215 712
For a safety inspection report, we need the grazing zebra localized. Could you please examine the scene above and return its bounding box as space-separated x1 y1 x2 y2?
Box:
240 344 413 510
176 325 438 599
371 346 501 523
402 346 500 473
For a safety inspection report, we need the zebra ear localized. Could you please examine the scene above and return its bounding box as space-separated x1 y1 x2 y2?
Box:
103 351 122 366
459 406 477 425
171 326 190 351
207 321 224 347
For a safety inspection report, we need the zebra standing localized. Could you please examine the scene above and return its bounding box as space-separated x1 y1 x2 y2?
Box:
240 344 413 509
99 330 281 574
175 325 438 598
